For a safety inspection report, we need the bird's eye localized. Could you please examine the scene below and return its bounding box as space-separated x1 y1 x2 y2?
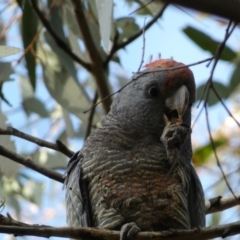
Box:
148 87 159 97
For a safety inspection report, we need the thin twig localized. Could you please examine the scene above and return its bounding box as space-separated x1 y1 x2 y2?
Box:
0 145 64 183
103 31 119 70
85 57 214 113
204 103 239 204
103 4 168 68
84 91 98 139
211 85 240 128
0 127 73 157
137 17 147 72
129 0 154 15
135 57 214 75
205 167 240 192
201 21 239 204
29 0 92 72
192 103 205 128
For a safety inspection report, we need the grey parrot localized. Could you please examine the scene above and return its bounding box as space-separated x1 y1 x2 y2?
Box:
64 59 205 240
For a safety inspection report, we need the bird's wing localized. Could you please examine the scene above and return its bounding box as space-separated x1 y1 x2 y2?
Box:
64 151 91 227
188 167 206 228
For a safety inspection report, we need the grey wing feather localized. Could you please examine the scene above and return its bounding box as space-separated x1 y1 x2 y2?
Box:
64 151 91 227
188 167 206 228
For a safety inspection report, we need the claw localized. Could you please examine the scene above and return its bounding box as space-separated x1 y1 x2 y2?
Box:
120 222 140 240
161 124 191 179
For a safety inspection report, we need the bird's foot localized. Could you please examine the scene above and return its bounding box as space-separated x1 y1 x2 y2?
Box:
120 222 140 240
161 124 191 157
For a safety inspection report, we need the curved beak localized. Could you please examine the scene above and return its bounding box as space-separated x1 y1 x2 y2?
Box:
164 85 189 125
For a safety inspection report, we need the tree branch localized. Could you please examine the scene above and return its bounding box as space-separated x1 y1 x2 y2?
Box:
206 193 240 214
163 0 240 22
85 91 98 139
29 0 92 72
103 4 168 68
0 145 64 183
0 219 240 239
70 0 111 113
0 127 73 158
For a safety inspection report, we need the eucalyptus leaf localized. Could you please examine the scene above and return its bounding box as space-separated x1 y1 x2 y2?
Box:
0 109 18 177
47 0 65 41
0 46 22 58
22 179 44 206
39 43 100 124
0 62 14 105
68 29 90 63
63 109 75 138
0 62 13 83
22 0 38 90
43 64 99 124
196 81 230 106
229 65 240 93
116 17 140 43
183 26 237 62
22 97 49 118
44 31 78 80
18 75 34 99
193 138 227 166
33 151 67 170
7 193 21 219
63 5 82 39
88 0 98 20
95 0 113 53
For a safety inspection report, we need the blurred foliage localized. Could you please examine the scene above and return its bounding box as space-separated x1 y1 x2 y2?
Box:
193 138 227 166
0 0 240 236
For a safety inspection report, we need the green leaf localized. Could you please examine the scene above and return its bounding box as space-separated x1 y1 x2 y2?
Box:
22 97 49 118
63 5 82 39
88 0 98 20
196 81 230 106
63 4 107 61
0 62 14 105
0 62 13 83
7 193 21 219
0 46 22 58
133 0 164 16
18 75 34 99
44 32 78 80
0 83 12 106
16 0 24 9
193 138 227 166
22 179 44 206
183 26 237 61
42 63 99 124
68 29 90 63
63 109 75 138
47 0 64 40
33 151 67 169
229 64 240 93
44 4 79 79
22 0 38 90
116 17 140 43
95 0 113 52
0 109 18 177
